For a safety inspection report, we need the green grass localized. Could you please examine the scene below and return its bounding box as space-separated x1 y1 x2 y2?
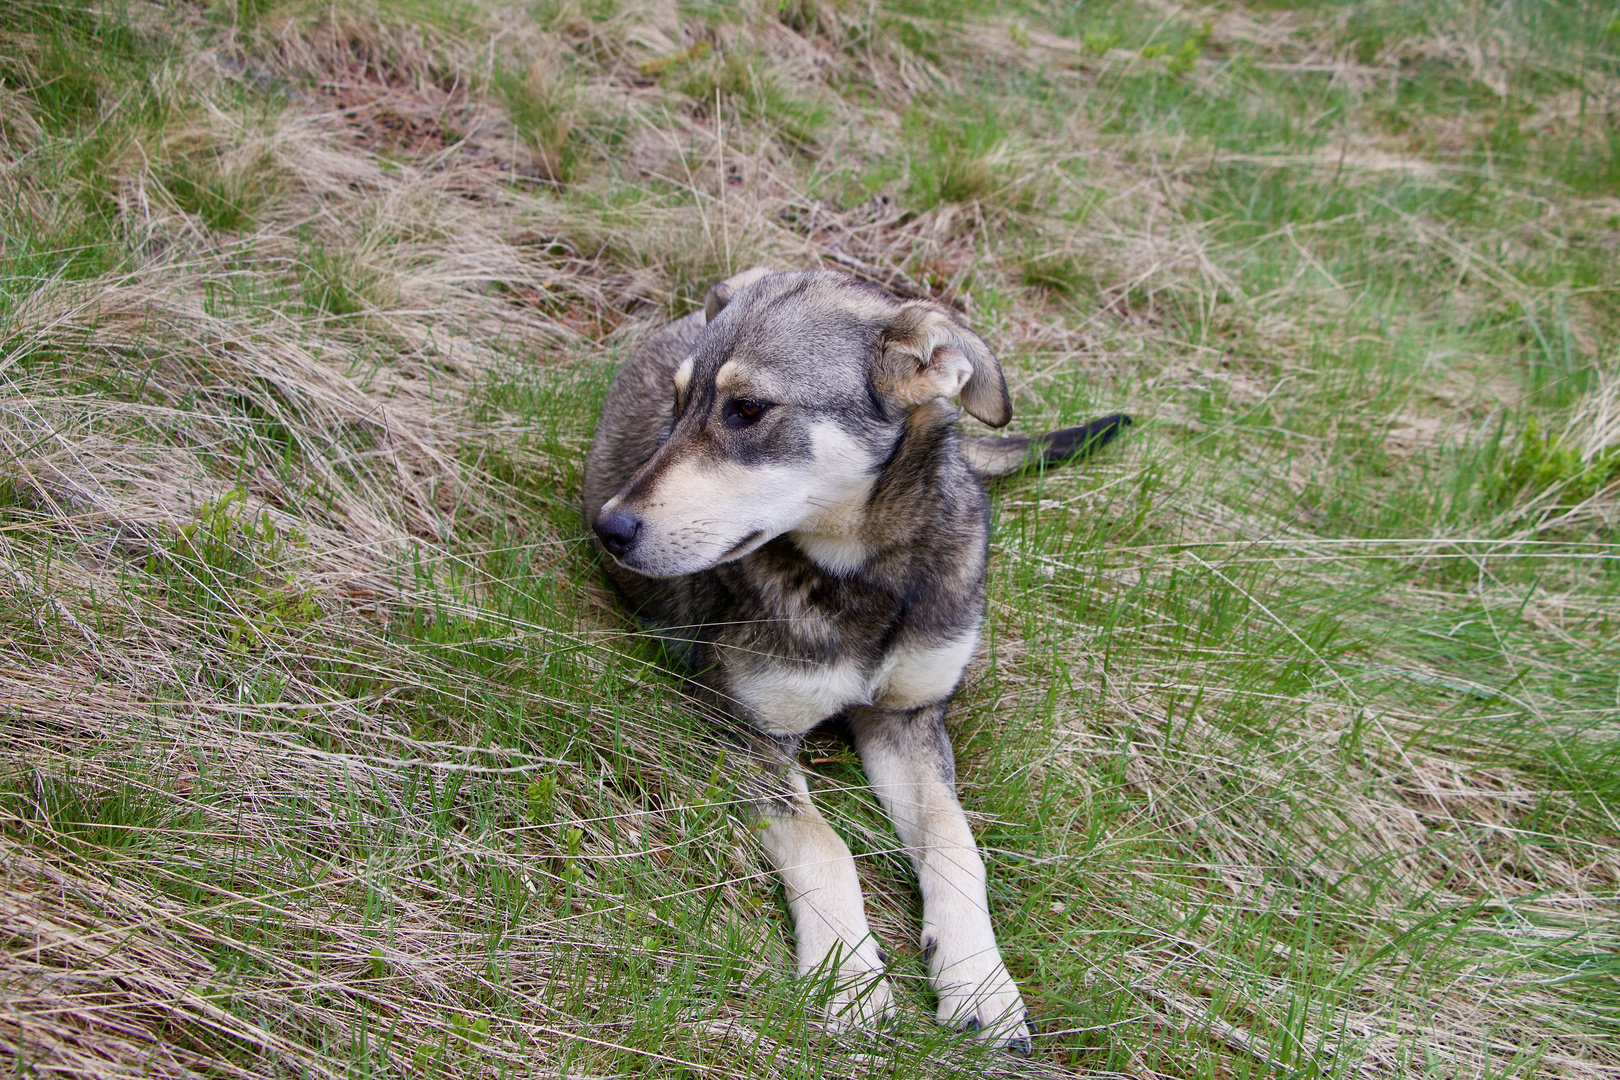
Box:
1 0 1617 1076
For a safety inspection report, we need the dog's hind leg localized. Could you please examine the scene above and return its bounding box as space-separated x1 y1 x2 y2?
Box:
850 704 1033 1054
757 763 896 1030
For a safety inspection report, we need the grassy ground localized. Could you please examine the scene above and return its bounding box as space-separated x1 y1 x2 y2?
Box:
2 0 1617 1076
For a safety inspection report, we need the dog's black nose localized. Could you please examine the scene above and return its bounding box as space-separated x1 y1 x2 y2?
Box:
593 509 641 558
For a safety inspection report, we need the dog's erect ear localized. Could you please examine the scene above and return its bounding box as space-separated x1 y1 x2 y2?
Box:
702 266 778 325
874 302 1011 427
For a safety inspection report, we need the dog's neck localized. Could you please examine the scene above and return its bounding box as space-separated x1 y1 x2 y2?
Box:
788 471 879 576
789 401 965 579
789 527 871 577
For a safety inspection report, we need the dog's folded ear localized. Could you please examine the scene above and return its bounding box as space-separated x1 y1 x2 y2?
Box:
874 302 1011 428
704 282 732 324
703 266 779 324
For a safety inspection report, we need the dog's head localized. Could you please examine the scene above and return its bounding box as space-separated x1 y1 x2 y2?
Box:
593 269 1009 578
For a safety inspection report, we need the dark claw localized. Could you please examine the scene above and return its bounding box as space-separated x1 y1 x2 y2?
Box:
876 948 889 964
920 935 937 963
1010 1011 1036 1056
957 1017 981 1035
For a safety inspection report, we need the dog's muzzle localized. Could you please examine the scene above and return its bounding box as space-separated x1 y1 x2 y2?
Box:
593 509 641 559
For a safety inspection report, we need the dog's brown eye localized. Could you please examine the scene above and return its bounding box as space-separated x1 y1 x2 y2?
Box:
724 399 771 428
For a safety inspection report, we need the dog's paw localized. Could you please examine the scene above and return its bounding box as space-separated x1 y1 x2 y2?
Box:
821 967 897 1032
932 954 1032 1055
803 941 896 1032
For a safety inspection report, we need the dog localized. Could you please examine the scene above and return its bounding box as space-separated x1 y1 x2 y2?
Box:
582 268 1128 1054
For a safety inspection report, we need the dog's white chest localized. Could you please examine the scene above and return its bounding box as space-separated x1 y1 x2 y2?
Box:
728 658 867 736
870 629 980 709
729 627 980 735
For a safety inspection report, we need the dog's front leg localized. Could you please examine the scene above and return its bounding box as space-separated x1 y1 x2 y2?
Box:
850 705 1032 1054
757 761 896 1030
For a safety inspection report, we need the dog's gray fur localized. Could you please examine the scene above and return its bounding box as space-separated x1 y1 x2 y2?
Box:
582 268 1128 1053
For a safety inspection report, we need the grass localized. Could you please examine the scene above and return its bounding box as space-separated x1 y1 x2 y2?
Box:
1 0 1617 1076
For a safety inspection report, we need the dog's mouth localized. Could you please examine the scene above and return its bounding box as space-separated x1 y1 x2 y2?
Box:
720 530 764 561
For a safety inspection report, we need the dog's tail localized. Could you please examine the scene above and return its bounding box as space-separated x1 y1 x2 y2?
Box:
962 413 1132 479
